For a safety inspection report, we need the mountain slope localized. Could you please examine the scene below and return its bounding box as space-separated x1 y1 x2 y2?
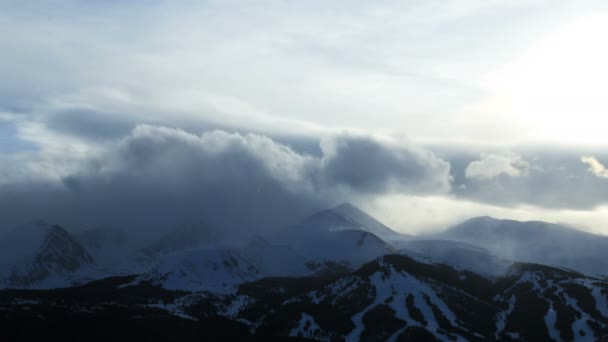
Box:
238 235 317 277
0 221 94 288
270 204 398 268
3 254 608 341
327 203 409 242
73 227 156 284
398 239 512 277
435 216 608 276
297 203 407 242
135 248 260 293
211 255 608 341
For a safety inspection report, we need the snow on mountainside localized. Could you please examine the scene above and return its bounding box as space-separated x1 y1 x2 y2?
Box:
73 227 156 284
238 235 316 277
298 203 407 241
135 248 260 293
0 221 94 288
221 255 608 341
4 252 608 341
435 216 608 276
398 239 512 277
274 226 394 269
127 205 400 292
188 254 608 341
329 203 410 242
271 203 397 268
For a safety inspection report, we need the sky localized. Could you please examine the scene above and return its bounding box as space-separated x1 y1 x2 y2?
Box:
2 0 608 236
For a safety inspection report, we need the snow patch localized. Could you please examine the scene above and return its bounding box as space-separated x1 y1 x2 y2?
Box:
345 262 468 342
544 303 560 341
289 313 327 341
495 295 516 338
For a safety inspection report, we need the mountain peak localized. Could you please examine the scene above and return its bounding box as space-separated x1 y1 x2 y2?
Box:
0 221 94 287
298 202 405 242
331 202 361 213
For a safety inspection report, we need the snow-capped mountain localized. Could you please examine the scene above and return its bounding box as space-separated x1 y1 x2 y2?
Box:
434 216 608 276
135 247 260 293
72 227 156 284
276 228 395 268
324 203 410 243
0 221 94 288
6 253 608 341
398 239 512 277
6 208 608 340
122 204 399 293
129 234 351 293
238 235 316 277
270 203 397 268
293 203 408 242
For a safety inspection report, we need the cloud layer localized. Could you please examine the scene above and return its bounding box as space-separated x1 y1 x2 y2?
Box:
446 148 608 210
0 125 451 237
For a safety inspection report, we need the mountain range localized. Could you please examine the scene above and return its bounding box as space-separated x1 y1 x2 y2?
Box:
2 204 608 341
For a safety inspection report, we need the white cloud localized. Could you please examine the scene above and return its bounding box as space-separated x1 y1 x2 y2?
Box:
581 155 608 178
465 152 530 180
0 0 584 144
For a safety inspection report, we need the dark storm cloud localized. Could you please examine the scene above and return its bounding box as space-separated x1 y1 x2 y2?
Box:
321 135 452 194
0 125 451 237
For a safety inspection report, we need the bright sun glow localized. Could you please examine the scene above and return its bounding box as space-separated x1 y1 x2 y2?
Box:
486 14 608 144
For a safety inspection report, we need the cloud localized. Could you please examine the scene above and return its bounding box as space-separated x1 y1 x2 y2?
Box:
0 0 573 145
320 134 452 193
442 147 608 210
0 125 451 238
581 156 608 179
44 109 135 141
465 152 529 180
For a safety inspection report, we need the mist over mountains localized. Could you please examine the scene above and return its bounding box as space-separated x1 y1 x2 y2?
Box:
5 1 608 341
3 203 608 341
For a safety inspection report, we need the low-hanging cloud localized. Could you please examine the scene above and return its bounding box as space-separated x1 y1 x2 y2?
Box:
0 125 451 238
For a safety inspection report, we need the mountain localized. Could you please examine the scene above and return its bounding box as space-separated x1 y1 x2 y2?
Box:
270 203 398 268
0 221 94 288
397 239 512 277
110 205 399 293
326 203 410 242
73 227 155 284
238 235 318 277
4 253 608 341
131 235 353 293
297 202 408 242
435 216 608 276
134 247 260 293
276 227 395 268
7 209 608 340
